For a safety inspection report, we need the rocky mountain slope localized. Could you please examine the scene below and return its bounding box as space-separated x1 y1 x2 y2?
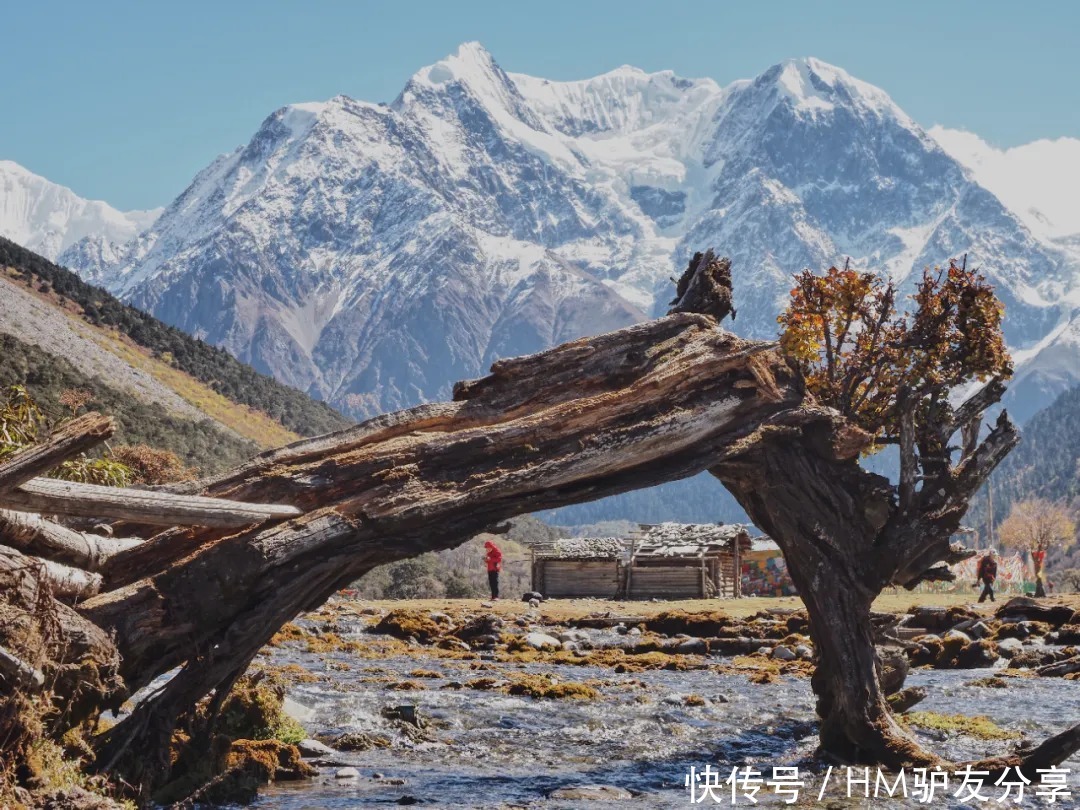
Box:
65 44 1076 424
5 45 1079 522
0 238 350 474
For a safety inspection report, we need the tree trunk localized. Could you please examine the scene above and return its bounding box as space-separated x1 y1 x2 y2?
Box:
712 439 939 766
3 299 1077 799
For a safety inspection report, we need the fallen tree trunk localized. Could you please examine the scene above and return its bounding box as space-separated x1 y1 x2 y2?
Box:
0 508 141 571
0 477 302 527
0 412 114 495
3 276 1076 799
81 314 811 791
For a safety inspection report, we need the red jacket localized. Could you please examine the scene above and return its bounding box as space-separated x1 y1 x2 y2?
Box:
485 543 503 572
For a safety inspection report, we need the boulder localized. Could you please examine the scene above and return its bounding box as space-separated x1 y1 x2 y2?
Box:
795 644 814 660
772 645 797 661
996 597 1075 628
997 637 1024 657
524 632 562 650
296 738 337 758
335 767 360 779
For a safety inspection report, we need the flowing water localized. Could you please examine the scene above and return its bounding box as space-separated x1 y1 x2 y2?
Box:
250 633 1080 809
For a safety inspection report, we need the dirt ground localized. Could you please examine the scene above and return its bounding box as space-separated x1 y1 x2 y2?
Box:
360 591 1080 621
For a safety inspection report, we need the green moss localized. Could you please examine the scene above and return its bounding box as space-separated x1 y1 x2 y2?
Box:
903 711 1020 741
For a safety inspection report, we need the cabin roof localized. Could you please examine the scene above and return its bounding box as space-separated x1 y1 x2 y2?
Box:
533 536 628 560
632 522 754 557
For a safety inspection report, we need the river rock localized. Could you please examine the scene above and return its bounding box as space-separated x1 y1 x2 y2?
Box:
524 632 561 650
297 738 337 757
795 644 813 660
383 704 425 728
549 785 634 801
615 623 629 635
335 767 360 779
627 626 641 636
674 638 707 654
943 629 972 644
772 645 796 661
562 641 581 653
993 639 1019 660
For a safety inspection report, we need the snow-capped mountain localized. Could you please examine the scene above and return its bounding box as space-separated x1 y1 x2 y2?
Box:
14 44 1080 423
929 127 1080 243
0 160 161 281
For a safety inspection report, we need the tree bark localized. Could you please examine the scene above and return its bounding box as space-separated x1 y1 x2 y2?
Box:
3 302 1076 798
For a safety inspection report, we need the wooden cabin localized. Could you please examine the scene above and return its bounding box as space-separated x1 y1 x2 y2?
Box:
626 523 751 600
530 537 628 598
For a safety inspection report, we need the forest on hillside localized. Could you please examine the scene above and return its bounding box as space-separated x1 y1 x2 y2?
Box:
968 384 1080 585
0 237 351 438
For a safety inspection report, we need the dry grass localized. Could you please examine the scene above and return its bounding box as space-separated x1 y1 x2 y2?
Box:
92 331 298 448
357 592 1080 623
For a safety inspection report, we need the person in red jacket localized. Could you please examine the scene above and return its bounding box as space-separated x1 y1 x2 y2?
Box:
484 540 503 600
976 550 998 603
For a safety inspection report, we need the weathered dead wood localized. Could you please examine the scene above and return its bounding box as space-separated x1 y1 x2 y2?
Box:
0 412 114 495
668 249 736 322
0 477 302 527
88 316 806 693
0 544 103 601
1036 655 1080 678
0 546 125 718
0 508 141 571
0 644 44 691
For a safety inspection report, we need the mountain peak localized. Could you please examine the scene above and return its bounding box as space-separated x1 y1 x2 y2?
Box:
756 57 907 121
407 41 501 90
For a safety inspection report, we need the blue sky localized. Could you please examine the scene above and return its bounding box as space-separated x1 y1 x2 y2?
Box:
3 0 1078 210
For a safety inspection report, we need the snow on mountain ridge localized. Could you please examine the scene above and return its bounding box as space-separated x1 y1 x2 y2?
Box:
0 160 161 276
929 126 1080 242
15 43 1078 425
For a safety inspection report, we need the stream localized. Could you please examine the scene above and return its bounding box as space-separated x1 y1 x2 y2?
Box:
250 635 1080 809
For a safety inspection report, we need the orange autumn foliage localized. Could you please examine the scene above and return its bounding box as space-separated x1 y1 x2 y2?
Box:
778 259 1012 441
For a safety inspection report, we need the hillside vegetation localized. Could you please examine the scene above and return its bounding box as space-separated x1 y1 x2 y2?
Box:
968 384 1080 585
0 334 259 474
0 237 350 437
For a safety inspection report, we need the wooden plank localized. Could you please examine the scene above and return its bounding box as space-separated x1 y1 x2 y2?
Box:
0 412 114 496
0 478 302 528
